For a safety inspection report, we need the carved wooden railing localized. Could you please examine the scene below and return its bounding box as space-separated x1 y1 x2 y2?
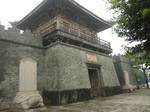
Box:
59 21 111 50
79 35 111 49
33 16 111 50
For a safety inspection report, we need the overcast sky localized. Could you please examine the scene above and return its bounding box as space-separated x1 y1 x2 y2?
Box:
0 0 128 54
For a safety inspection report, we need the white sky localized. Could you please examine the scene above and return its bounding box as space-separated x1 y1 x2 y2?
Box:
0 0 128 54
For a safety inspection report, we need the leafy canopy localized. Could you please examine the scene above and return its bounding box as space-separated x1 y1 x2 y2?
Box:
124 46 150 66
107 0 150 52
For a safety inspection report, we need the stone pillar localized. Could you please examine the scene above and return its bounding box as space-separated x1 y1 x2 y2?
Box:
14 58 44 109
124 71 130 86
123 71 133 91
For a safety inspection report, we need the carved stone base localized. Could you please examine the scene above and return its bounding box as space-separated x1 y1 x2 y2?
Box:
14 91 44 109
123 85 136 92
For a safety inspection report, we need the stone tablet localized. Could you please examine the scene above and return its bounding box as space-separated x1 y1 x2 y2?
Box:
14 58 44 109
19 58 37 91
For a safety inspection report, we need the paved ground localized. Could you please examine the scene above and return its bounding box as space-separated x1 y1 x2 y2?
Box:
47 89 150 112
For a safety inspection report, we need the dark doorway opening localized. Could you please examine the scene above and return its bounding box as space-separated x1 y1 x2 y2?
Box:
88 68 101 98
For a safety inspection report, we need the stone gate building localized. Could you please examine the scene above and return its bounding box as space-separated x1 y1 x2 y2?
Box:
0 0 122 108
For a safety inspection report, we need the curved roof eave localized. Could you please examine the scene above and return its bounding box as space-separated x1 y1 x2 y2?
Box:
69 0 112 27
17 0 49 29
17 0 112 30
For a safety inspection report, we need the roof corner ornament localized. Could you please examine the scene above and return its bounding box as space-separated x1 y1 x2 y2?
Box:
8 21 20 33
9 21 18 28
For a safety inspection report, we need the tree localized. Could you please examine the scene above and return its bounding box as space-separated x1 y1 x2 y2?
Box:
107 0 150 52
107 0 150 88
134 68 146 85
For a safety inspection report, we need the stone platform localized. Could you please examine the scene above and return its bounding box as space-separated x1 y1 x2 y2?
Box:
47 89 150 112
1 89 150 112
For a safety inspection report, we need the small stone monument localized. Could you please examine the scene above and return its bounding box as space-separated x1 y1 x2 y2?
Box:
14 58 45 110
123 71 134 92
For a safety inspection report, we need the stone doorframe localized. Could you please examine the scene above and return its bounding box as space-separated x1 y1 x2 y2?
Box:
86 63 105 97
14 58 44 109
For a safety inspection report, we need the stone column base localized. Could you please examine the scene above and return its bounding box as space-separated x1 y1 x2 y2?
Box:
14 91 44 109
123 85 136 92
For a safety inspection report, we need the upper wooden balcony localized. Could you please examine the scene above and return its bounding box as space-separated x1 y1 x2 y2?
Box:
33 16 112 54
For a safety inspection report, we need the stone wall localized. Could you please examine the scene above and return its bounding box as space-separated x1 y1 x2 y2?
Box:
42 43 120 91
0 25 45 101
52 44 91 90
0 25 121 105
0 25 43 48
42 43 121 105
113 56 137 89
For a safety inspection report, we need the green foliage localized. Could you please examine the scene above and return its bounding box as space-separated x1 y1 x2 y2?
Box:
142 8 150 17
107 0 150 52
124 46 150 66
134 69 146 84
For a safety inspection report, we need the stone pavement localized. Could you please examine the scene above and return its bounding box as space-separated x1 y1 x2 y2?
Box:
47 89 150 112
